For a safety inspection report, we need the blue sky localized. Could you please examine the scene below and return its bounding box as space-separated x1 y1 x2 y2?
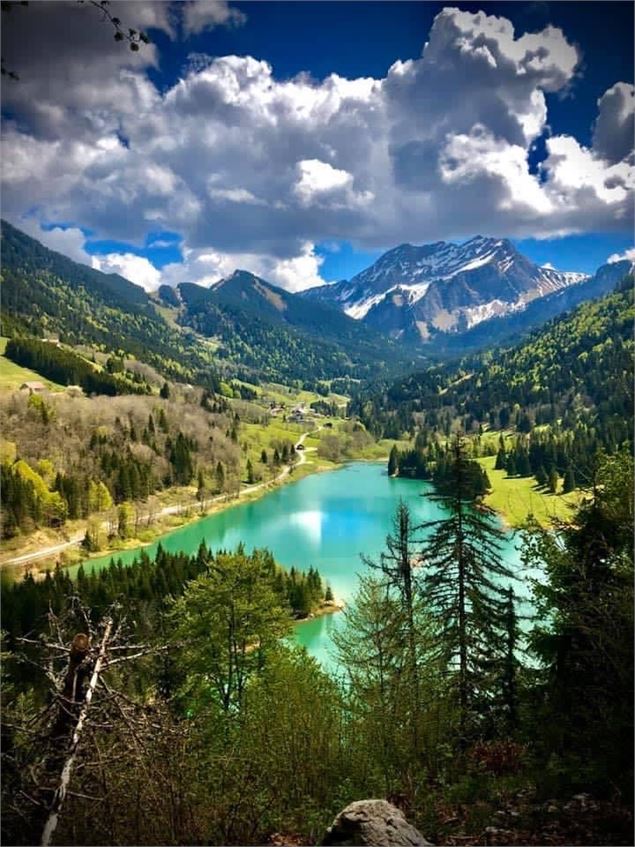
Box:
2 1 633 289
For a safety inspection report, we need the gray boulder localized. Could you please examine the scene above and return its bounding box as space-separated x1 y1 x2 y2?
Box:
321 799 432 846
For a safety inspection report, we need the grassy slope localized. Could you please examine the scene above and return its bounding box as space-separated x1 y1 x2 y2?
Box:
478 455 582 528
0 337 64 392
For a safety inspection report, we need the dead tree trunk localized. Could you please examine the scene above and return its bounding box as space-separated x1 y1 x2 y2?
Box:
40 618 113 847
49 633 90 742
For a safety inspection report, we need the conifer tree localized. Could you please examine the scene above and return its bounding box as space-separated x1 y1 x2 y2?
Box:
562 465 576 493
548 467 559 494
501 586 519 732
215 461 225 493
419 434 515 741
364 501 422 753
387 445 399 477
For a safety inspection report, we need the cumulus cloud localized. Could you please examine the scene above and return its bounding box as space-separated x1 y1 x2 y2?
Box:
593 82 635 165
161 241 327 292
9 218 92 265
91 253 162 291
607 247 635 264
1 5 633 291
293 160 373 209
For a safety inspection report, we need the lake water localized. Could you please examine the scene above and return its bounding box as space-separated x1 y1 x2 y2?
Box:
75 462 526 670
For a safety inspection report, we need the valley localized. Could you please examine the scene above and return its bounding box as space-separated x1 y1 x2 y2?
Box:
1 222 632 847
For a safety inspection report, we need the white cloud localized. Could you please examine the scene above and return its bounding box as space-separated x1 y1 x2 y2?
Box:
1 5 633 292
593 83 635 165
294 160 373 209
607 247 635 264
182 1 246 36
161 242 328 292
9 218 92 265
91 253 162 291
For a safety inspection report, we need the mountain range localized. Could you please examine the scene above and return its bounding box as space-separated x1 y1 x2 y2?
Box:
1 220 632 390
304 235 631 345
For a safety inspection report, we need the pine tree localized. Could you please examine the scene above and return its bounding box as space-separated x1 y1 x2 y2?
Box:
501 586 519 732
563 465 576 493
261 449 268 464
494 447 507 471
215 461 225 493
534 464 548 487
364 500 422 754
160 381 170 399
246 459 255 485
387 445 399 477
419 434 515 742
548 467 559 494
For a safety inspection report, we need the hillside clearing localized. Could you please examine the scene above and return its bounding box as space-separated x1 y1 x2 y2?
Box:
478 454 583 527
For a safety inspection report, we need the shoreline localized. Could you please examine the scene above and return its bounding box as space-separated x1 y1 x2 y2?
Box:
294 599 345 623
1 445 389 578
1 450 347 579
0 428 325 575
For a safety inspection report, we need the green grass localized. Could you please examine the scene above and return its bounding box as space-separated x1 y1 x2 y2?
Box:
0 338 64 392
233 378 348 409
478 455 583 528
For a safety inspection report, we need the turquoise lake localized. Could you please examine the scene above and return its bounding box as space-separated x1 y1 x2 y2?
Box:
74 462 527 671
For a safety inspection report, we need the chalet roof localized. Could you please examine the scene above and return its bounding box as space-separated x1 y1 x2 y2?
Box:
20 381 46 390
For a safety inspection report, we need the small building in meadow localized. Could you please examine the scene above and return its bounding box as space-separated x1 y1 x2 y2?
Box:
20 381 47 394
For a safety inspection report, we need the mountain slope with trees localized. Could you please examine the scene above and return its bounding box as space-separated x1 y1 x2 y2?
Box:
0 221 220 388
172 272 420 387
355 277 634 489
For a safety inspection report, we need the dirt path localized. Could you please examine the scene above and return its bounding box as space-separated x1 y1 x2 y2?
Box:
1 427 321 569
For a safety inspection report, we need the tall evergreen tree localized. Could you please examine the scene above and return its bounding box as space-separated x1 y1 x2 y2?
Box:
419 434 515 741
364 501 422 755
387 445 399 477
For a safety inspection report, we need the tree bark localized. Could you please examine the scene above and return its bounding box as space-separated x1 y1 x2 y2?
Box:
41 618 113 847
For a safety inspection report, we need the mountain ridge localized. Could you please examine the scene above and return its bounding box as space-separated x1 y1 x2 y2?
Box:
304 235 601 343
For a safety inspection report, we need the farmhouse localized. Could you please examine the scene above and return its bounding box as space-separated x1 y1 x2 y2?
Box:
19 381 47 394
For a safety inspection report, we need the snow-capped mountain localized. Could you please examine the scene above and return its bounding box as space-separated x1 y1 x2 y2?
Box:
305 236 589 342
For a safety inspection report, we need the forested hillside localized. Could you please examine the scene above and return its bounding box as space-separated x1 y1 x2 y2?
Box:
1 222 420 393
356 278 634 487
173 274 419 388
0 222 220 388
0 387 241 541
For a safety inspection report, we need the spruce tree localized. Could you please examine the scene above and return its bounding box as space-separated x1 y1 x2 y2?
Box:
563 465 576 493
548 467 559 494
388 445 399 477
501 586 519 732
364 500 422 754
215 461 225 493
419 434 515 741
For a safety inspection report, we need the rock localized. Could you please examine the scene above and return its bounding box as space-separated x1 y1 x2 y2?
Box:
322 799 432 846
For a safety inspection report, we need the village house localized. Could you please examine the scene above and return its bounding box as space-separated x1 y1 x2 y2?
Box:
19 381 47 394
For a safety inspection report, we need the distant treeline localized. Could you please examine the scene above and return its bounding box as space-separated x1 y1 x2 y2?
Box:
5 337 150 396
356 281 634 484
388 439 490 499
2 544 329 650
